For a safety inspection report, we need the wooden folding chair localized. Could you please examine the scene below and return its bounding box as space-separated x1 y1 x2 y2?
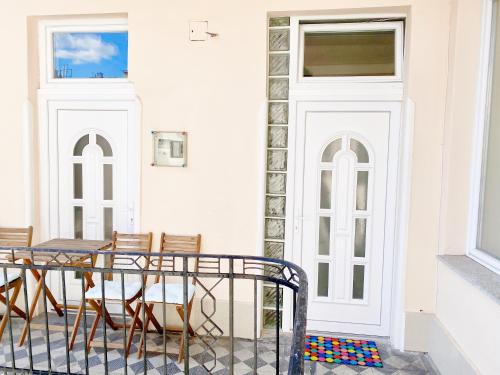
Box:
0 226 32 341
137 233 201 362
84 231 152 355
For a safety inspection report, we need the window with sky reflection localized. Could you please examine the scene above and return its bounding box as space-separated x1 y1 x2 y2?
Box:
53 32 128 78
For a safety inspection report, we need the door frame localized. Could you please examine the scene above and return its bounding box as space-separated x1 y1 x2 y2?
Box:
38 87 142 244
281 15 412 349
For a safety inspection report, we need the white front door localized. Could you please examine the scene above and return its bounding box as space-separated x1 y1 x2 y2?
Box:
294 101 400 336
52 108 135 303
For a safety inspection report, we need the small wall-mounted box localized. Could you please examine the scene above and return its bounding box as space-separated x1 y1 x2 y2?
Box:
189 20 208 41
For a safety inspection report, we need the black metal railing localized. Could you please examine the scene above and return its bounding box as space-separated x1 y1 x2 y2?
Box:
0 247 307 374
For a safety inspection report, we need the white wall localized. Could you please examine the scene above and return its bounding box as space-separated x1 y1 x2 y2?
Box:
433 0 500 373
0 0 454 342
434 262 500 375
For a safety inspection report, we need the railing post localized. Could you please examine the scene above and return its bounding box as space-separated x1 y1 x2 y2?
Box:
182 257 190 374
141 272 147 375
20 269 33 374
40 271 52 373
81 275 90 375
2 267 15 371
229 258 234 375
162 272 167 375
253 277 258 375
61 268 71 374
276 283 280 375
120 271 128 375
101 271 109 375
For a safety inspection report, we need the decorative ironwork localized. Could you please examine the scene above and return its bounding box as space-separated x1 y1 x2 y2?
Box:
0 246 307 374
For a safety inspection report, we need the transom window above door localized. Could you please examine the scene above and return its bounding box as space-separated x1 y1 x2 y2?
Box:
53 32 128 79
298 21 404 82
39 18 128 86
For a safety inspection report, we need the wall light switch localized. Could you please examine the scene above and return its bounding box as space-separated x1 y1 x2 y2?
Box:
189 21 208 41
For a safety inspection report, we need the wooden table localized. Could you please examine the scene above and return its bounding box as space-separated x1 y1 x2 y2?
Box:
15 238 112 347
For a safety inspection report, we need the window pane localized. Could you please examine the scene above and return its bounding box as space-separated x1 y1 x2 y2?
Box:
321 138 342 162
73 134 89 156
352 264 365 300
354 218 367 257
303 30 395 77
53 32 128 79
320 170 332 209
74 206 83 239
103 164 113 200
104 207 113 240
96 135 113 157
73 163 82 199
318 216 331 255
317 263 329 297
478 6 500 260
356 171 369 211
350 139 369 163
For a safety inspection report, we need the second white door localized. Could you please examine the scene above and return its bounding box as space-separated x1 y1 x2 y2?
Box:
294 101 400 336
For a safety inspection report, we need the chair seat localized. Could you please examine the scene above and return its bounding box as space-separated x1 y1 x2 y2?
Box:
85 280 142 300
144 283 195 304
0 272 20 288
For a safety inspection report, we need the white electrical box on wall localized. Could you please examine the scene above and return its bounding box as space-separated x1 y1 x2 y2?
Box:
189 21 208 41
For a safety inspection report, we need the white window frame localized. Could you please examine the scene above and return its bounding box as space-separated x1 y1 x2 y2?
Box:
39 18 129 88
297 21 404 84
468 0 500 274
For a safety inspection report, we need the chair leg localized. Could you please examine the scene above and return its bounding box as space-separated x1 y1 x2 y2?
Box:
145 303 163 334
178 333 185 363
176 301 195 363
176 303 195 336
126 304 143 329
19 278 43 346
86 301 103 353
137 303 152 359
0 293 26 319
125 302 142 357
103 304 119 330
69 299 85 350
0 281 22 342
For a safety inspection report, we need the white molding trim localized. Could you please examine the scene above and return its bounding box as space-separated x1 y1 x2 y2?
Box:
467 0 500 275
285 13 407 23
255 100 267 337
390 98 415 350
296 21 404 84
22 100 35 227
38 18 129 88
37 87 141 243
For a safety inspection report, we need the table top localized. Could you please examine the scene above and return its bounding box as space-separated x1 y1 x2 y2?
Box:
34 238 112 251
5 238 112 265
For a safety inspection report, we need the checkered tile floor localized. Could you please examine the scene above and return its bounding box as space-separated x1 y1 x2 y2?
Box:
0 314 438 374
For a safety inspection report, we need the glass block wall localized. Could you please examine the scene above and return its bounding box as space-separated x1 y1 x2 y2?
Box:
263 16 290 329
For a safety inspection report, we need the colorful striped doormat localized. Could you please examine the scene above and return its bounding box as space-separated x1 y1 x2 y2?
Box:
304 335 383 367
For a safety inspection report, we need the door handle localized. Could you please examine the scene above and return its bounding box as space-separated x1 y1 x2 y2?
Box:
128 207 135 227
294 216 305 232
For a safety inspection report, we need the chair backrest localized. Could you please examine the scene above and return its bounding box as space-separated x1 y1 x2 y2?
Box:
154 233 201 283
109 231 153 281
0 226 33 248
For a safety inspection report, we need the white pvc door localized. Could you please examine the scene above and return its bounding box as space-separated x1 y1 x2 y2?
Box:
56 109 130 302
295 101 400 336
